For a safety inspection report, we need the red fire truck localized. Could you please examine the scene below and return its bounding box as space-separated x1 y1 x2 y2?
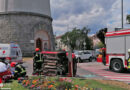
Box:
102 29 130 72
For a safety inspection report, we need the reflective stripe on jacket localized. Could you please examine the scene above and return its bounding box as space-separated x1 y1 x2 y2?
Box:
35 53 43 63
15 65 26 74
128 58 130 69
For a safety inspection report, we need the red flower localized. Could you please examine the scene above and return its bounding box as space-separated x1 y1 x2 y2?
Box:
75 85 79 88
31 85 35 88
59 78 64 82
18 78 21 81
48 85 53 88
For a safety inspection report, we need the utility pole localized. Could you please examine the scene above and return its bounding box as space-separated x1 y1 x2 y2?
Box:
121 0 124 29
5 0 8 12
67 36 73 77
83 41 86 51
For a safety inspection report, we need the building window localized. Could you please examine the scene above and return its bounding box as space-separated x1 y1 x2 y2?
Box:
36 38 42 51
44 42 48 51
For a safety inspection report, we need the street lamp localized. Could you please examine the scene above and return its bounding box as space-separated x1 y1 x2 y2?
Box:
66 36 73 77
83 41 86 51
121 0 124 29
76 40 80 50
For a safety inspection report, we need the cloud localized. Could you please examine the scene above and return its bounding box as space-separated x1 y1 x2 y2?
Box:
50 0 130 35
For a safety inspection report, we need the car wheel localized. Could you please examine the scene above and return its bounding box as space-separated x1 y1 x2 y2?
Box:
111 59 124 73
89 57 92 62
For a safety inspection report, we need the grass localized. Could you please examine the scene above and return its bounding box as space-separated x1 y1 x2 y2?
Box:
3 80 28 90
2 77 127 90
72 78 127 90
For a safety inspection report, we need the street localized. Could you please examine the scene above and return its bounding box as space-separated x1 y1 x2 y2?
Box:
24 58 130 84
77 61 130 84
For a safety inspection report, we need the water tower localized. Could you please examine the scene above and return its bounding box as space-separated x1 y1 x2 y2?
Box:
0 0 55 56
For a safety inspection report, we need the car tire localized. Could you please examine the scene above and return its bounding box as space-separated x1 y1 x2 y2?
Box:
111 59 124 73
89 57 92 62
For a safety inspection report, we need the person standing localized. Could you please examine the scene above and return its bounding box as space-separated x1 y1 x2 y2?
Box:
33 48 43 74
128 49 130 69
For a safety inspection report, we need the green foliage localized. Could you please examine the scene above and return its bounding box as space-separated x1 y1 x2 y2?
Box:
95 42 104 49
61 27 93 50
73 78 126 90
4 80 28 90
4 77 127 90
96 28 107 44
126 15 130 24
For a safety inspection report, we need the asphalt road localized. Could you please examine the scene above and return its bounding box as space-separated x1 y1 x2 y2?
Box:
23 59 33 75
23 59 130 84
78 61 130 84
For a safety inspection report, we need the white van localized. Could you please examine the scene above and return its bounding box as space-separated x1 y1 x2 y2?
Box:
0 43 22 62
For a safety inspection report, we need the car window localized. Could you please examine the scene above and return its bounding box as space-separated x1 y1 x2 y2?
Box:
78 52 82 55
16 51 19 56
83 52 90 54
74 51 78 55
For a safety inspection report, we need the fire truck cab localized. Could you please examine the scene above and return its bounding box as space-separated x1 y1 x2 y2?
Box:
104 29 130 72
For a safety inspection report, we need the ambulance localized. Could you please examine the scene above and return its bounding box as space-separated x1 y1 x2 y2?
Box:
103 29 130 72
0 43 22 62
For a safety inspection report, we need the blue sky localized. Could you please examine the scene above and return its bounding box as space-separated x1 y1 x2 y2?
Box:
50 0 130 36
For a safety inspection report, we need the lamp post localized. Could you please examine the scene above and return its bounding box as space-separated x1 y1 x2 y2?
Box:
121 0 124 29
83 41 86 51
67 36 73 77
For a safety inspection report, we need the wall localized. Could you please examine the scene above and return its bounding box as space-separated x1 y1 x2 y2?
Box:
0 12 54 56
0 0 51 16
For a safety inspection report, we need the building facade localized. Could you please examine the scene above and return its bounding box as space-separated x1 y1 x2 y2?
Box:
0 0 55 56
89 35 101 49
55 35 69 51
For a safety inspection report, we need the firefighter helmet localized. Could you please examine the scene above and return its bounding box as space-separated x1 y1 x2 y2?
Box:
128 49 130 53
11 62 16 67
35 48 40 52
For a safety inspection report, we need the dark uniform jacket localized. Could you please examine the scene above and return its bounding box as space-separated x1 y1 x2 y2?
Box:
15 64 26 74
33 52 43 63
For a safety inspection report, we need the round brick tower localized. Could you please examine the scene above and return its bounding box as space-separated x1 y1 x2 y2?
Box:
0 0 55 56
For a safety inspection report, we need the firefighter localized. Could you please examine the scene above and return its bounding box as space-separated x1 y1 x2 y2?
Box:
33 48 43 74
128 49 130 69
11 62 26 79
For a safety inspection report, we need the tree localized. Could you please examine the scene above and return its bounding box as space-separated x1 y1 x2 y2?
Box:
96 42 104 49
126 15 130 24
61 27 93 50
96 28 107 45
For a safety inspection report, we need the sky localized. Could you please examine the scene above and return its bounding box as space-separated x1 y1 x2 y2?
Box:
50 0 130 36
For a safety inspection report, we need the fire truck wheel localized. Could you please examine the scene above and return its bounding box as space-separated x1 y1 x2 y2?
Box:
111 59 124 72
